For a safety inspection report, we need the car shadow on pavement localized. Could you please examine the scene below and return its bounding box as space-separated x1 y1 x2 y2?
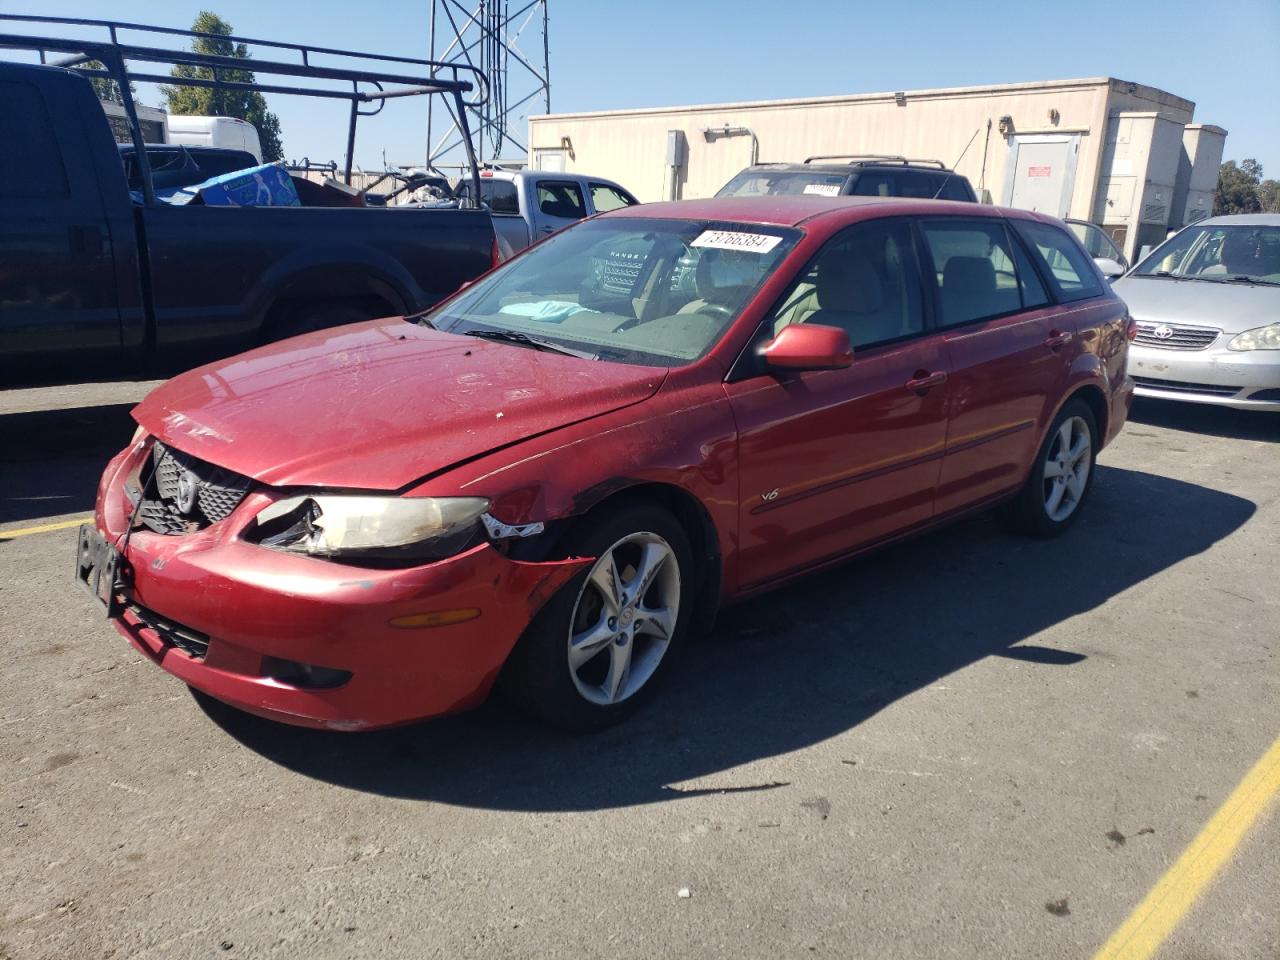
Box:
199 464 1256 811
0 403 136 526
1127 397 1280 442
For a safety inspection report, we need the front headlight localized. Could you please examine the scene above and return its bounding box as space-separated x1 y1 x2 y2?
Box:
1227 323 1280 351
251 495 490 563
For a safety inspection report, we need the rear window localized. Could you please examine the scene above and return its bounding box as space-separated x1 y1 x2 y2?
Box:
716 169 848 198
1011 220 1104 302
482 179 519 215
0 80 69 197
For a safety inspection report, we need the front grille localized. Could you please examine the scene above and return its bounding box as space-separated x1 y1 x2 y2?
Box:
126 601 210 659
137 441 253 536
1133 322 1220 351
1247 388 1280 402
1132 375 1240 397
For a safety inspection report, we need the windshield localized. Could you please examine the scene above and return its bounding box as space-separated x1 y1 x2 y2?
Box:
1132 223 1280 283
425 218 800 366
716 169 848 198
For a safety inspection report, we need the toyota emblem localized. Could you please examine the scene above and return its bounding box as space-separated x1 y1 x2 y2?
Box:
1152 324 1174 339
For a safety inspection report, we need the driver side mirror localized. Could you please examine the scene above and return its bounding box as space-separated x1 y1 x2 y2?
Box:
760 323 853 373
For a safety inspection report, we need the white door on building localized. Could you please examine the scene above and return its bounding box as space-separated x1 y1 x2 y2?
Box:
534 149 566 172
1003 134 1080 217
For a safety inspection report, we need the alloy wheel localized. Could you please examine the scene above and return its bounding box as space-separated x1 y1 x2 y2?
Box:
567 531 680 706
1042 415 1092 523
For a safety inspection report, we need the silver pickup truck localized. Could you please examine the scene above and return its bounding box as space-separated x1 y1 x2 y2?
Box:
455 168 639 252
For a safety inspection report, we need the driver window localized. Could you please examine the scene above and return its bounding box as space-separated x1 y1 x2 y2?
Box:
769 220 924 349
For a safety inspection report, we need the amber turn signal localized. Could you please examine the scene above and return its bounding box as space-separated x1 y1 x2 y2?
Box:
389 608 481 629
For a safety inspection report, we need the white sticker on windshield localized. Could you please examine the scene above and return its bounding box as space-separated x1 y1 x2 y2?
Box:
802 183 841 197
691 230 782 253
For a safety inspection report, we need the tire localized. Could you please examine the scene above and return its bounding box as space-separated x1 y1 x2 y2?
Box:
1002 398 1099 538
264 300 375 342
498 503 695 731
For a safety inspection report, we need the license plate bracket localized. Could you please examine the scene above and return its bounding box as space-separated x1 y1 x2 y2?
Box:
75 524 126 616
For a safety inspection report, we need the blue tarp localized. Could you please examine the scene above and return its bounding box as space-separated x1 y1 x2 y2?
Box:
132 162 300 207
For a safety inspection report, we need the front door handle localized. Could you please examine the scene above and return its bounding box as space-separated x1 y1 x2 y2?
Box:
1045 330 1073 349
905 370 948 393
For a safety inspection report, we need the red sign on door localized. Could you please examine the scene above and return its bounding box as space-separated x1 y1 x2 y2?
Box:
1027 165 1052 177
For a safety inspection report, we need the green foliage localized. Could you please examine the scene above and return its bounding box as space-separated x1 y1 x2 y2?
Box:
1213 159 1276 216
78 59 137 105
1258 179 1280 215
161 11 284 161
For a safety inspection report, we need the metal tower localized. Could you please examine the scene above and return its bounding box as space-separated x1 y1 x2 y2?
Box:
426 0 549 172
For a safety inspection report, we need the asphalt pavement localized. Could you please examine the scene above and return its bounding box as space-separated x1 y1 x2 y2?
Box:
1 382 1277 960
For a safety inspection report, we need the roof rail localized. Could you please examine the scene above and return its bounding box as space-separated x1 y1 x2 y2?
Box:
0 13 488 201
803 154 948 169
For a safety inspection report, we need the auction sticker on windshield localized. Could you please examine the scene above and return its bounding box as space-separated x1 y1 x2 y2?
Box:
802 183 841 196
691 230 783 253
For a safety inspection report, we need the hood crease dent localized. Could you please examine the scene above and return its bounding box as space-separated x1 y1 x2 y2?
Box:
132 318 667 491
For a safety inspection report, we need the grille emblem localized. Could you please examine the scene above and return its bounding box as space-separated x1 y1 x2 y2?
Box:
1152 324 1174 339
174 469 200 515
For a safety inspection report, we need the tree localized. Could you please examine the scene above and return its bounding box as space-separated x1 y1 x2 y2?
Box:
162 11 284 161
1214 159 1263 215
1258 179 1280 214
77 59 137 105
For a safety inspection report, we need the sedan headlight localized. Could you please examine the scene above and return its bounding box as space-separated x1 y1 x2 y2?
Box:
1227 323 1280 351
251 495 490 563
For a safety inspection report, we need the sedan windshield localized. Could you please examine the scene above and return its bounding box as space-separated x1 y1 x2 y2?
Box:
1132 223 1280 283
425 218 799 366
716 170 848 198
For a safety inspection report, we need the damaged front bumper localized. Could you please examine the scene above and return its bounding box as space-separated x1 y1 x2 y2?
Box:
92 440 588 731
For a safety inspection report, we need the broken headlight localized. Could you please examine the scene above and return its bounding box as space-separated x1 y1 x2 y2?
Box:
251 495 490 564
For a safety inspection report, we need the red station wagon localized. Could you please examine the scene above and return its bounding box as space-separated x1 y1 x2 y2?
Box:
80 197 1136 731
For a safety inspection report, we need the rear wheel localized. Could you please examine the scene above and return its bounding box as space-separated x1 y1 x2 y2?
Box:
499 504 694 731
1003 398 1098 537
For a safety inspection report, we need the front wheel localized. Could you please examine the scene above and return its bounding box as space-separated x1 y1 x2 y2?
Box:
498 504 694 731
1002 399 1099 537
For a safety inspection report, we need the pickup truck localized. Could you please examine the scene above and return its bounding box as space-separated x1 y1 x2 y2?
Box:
453 168 639 253
0 60 497 386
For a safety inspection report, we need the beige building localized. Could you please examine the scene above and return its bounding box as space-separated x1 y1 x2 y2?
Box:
527 77 1225 261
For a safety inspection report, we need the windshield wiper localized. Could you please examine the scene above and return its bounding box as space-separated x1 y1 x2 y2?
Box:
462 328 597 359
1220 275 1279 286
1142 270 1186 281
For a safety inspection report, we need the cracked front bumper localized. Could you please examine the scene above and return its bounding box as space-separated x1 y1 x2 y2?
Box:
93 442 588 730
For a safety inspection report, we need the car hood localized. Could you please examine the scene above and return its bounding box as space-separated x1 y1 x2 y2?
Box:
132 318 666 490
1112 276 1280 333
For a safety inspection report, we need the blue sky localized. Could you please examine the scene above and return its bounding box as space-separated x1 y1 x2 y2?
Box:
8 0 1279 174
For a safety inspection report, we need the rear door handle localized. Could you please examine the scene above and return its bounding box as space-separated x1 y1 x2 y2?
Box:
905 370 948 393
1045 330 1073 349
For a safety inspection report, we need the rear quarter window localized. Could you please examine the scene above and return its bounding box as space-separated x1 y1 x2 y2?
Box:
1011 220 1105 302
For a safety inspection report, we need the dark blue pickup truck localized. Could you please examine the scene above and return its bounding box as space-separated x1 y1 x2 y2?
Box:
0 59 497 385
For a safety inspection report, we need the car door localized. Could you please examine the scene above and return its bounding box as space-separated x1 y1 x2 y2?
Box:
532 179 588 239
724 217 951 590
0 72 123 382
916 217 1069 515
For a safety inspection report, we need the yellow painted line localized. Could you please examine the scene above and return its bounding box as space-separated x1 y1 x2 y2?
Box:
1093 734 1280 960
0 517 92 539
